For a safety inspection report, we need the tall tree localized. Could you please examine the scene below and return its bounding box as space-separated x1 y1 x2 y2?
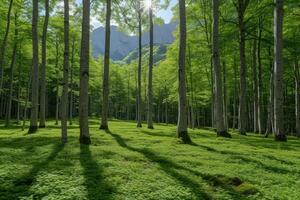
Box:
137 0 143 128
28 0 39 133
61 0 69 143
0 0 14 117
294 60 300 137
79 0 91 144
235 0 249 135
5 13 18 127
69 38 75 125
100 0 112 130
252 37 258 133
212 0 230 137
147 0 154 129
177 0 191 144
273 0 286 141
39 0 50 128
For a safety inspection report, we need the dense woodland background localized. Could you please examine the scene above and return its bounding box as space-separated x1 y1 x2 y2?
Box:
0 0 299 143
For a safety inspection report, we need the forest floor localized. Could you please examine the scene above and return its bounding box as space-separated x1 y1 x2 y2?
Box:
0 119 299 200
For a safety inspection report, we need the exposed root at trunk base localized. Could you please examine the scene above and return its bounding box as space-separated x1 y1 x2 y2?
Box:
79 135 91 145
275 134 287 142
217 131 232 138
39 125 46 128
147 126 154 129
137 124 142 128
177 131 192 144
28 126 38 134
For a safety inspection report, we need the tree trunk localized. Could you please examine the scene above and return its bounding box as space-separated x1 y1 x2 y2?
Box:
212 0 230 137
273 0 286 141
187 45 195 129
137 2 142 128
222 61 228 129
61 0 69 143
100 0 111 130
0 0 13 96
147 4 154 129
252 38 259 133
28 0 39 134
5 15 18 127
39 0 49 128
265 48 274 137
69 38 75 125
232 57 238 129
79 0 91 144
177 0 191 144
257 18 264 134
236 0 249 135
294 61 300 137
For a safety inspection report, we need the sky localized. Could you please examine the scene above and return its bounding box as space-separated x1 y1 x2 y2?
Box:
75 0 176 28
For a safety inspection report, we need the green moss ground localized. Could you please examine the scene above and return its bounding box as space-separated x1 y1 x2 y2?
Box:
0 120 299 200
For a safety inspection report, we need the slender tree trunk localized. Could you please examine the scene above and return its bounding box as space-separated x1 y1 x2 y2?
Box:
137 2 142 128
22 72 32 131
28 0 39 133
177 0 191 144
236 0 249 135
212 0 230 137
61 0 69 143
0 0 13 96
187 45 195 129
5 15 18 127
232 57 238 129
265 48 274 136
69 39 75 125
273 0 286 141
257 18 264 134
79 0 91 144
223 61 228 129
39 0 49 128
252 38 259 133
100 0 111 130
294 61 300 137
147 4 154 129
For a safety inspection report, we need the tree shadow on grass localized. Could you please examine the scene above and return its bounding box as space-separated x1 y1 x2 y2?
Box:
191 143 297 175
0 142 65 199
80 144 115 200
107 131 251 200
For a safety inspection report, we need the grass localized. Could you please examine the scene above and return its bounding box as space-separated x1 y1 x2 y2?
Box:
0 119 300 200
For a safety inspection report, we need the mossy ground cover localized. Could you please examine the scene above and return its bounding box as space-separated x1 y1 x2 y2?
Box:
0 119 299 200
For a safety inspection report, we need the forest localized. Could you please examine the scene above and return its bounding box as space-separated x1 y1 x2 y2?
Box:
0 0 300 199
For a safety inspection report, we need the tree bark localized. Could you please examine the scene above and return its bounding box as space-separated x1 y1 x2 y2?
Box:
137 1 142 128
79 0 91 144
39 0 49 128
69 38 75 125
273 0 286 141
252 38 258 133
177 0 191 144
236 0 249 135
294 61 300 137
147 4 154 129
28 0 39 134
212 0 230 137
257 18 264 134
0 0 13 96
61 0 69 143
5 15 18 127
100 0 111 130
265 48 274 137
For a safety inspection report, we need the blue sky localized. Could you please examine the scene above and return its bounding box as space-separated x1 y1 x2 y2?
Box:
75 0 176 28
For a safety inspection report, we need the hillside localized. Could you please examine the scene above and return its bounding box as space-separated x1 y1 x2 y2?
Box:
91 22 177 60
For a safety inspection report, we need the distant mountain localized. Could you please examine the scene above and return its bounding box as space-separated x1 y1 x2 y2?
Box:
91 22 177 61
122 44 167 64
